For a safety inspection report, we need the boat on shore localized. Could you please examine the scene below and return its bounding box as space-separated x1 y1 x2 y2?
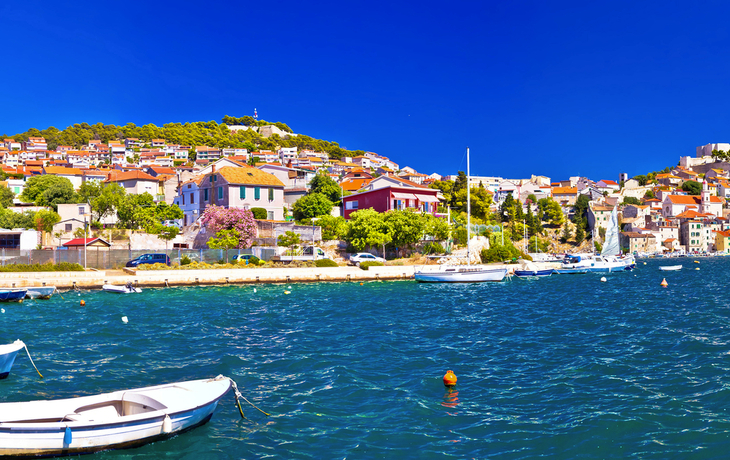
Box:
102 283 141 294
0 289 27 302
0 340 25 379
25 286 57 299
0 376 233 457
659 265 682 271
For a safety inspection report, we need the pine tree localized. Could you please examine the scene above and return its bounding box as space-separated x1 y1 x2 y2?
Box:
560 221 572 243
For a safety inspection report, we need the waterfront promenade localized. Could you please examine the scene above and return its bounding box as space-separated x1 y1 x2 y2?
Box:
0 262 531 289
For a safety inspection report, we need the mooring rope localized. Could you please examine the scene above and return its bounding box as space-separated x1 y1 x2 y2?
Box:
22 342 43 378
228 377 270 418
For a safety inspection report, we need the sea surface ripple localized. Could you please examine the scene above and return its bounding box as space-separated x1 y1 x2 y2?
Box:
3 257 730 458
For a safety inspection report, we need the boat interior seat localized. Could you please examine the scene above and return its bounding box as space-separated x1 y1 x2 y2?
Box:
120 391 167 416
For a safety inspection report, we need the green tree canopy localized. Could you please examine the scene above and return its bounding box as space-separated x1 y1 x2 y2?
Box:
33 209 61 233
308 172 342 203
277 231 301 254
19 175 78 210
0 186 14 208
344 208 392 251
309 215 348 241
537 197 564 226
383 210 425 250
681 180 702 195
292 193 333 221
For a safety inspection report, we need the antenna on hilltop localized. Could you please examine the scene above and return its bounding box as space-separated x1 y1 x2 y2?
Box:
253 108 258 120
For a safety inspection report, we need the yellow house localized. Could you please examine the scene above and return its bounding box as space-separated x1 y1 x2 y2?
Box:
716 230 730 253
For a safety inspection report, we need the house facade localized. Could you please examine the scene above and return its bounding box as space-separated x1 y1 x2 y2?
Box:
198 166 285 220
342 185 440 219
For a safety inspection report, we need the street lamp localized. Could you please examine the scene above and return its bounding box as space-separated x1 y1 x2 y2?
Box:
83 208 87 270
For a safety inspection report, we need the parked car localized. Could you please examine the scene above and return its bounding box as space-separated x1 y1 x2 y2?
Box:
348 253 386 266
125 253 171 267
232 254 254 264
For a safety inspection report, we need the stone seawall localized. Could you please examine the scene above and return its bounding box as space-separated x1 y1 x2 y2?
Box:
0 266 418 289
0 262 543 290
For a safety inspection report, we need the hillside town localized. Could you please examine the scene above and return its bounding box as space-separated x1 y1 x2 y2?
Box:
1 131 730 257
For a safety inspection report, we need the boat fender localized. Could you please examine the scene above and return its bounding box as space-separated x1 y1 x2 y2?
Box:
64 426 72 445
443 370 457 387
162 414 172 433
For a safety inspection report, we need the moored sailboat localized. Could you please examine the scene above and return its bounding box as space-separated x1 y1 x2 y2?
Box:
415 148 508 283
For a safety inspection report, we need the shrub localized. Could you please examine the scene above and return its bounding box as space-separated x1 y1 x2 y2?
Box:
251 208 267 220
315 258 338 267
0 262 84 272
180 255 192 265
422 242 445 254
480 244 531 263
359 261 384 270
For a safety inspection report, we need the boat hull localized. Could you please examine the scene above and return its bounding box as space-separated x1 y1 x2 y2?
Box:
0 341 24 380
415 267 508 283
102 284 142 294
0 376 231 457
514 269 554 278
553 268 589 274
659 265 682 271
25 286 56 299
0 290 27 302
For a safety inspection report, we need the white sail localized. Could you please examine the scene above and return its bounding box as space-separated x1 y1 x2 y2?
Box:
601 206 620 256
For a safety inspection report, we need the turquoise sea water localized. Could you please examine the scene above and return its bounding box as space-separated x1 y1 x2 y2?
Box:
3 257 730 459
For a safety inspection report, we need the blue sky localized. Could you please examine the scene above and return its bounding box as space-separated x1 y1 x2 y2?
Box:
2 1 729 182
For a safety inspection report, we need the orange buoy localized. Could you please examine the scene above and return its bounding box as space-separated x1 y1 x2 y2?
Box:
80 300 86 306
360 282 364 285
660 278 668 287
443 370 457 387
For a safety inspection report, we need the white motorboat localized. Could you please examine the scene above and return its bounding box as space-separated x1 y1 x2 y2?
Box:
25 286 57 299
414 148 507 283
0 376 234 457
0 340 25 379
102 283 142 294
659 265 682 271
415 265 508 282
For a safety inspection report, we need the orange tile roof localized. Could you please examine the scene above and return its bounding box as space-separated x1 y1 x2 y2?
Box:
214 166 284 187
340 178 372 191
106 170 158 182
667 195 723 204
552 186 577 194
43 166 85 176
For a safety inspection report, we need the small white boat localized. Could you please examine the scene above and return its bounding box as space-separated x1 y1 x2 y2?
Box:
659 265 682 271
415 265 508 283
0 340 25 379
25 286 57 299
102 283 141 294
0 376 233 457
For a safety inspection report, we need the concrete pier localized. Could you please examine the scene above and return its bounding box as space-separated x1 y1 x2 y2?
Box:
0 266 420 289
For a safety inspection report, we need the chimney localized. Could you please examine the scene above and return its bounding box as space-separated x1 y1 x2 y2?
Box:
212 164 216 174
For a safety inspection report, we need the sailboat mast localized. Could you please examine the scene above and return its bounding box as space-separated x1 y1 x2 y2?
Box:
467 147 471 266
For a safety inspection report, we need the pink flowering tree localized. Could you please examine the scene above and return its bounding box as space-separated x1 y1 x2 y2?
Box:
200 205 258 248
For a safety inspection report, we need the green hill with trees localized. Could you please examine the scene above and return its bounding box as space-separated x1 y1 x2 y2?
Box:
3 116 366 160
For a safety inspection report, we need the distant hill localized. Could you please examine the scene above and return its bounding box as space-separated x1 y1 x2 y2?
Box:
4 115 366 160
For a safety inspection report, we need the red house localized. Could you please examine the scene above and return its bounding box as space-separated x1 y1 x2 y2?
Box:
342 185 441 219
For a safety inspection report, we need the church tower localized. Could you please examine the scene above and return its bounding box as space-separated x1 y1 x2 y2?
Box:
701 179 711 214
